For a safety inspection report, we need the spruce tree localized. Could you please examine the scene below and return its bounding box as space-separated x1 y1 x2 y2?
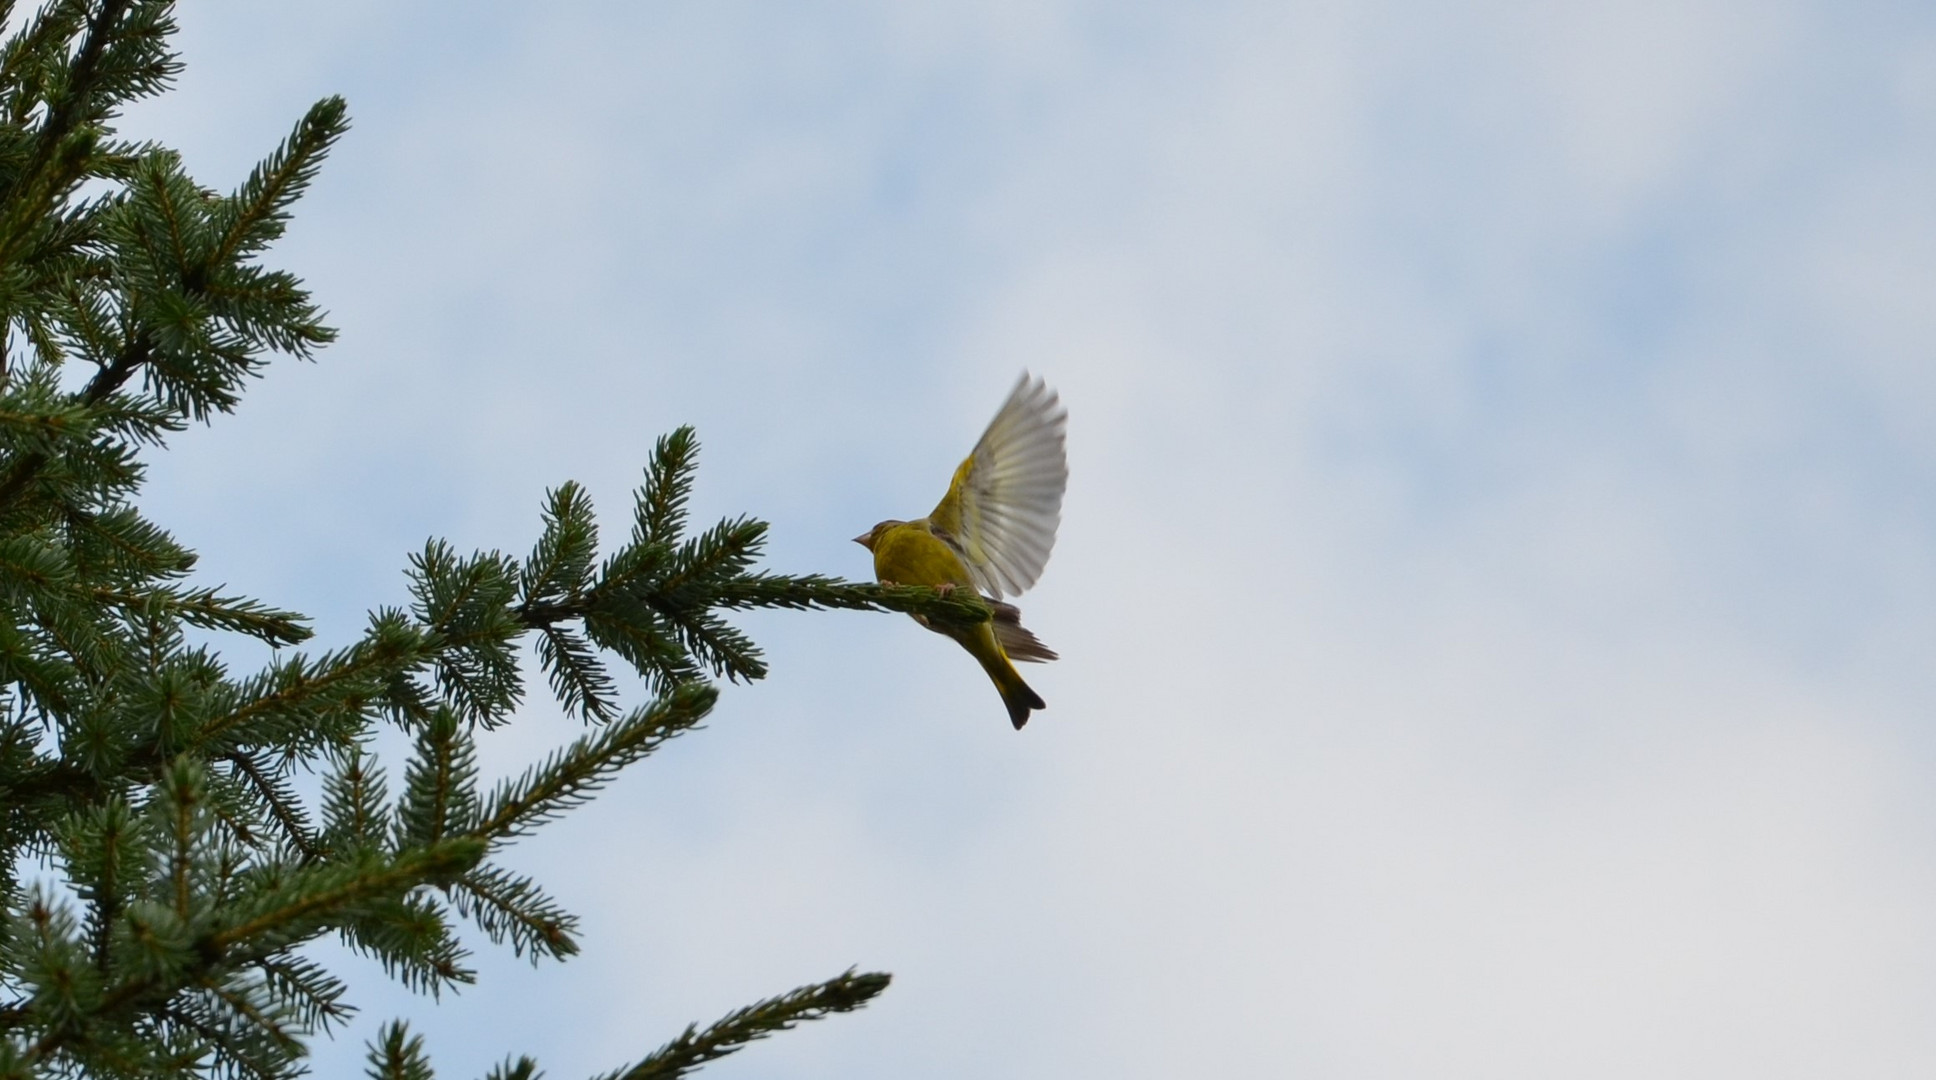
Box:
0 3 991 1077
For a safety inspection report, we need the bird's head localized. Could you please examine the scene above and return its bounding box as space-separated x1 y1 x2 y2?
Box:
852 520 901 551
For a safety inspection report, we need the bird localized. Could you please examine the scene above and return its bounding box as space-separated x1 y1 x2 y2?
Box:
855 373 1067 729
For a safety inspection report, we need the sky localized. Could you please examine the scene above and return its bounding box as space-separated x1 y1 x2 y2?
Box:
98 0 1936 1076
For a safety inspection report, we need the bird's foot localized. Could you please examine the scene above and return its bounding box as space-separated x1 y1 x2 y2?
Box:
933 582 957 597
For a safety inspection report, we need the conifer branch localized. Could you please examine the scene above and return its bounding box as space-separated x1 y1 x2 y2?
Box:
334 890 474 998
81 332 153 404
718 577 994 626
446 864 579 962
90 584 310 646
484 1056 541 1080
579 606 698 697
0 333 151 510
197 629 433 754
319 747 389 857
522 482 598 605
253 955 353 1037
207 95 347 274
633 428 697 548
207 839 484 954
598 969 891 1080
188 976 306 1063
0 0 126 263
66 504 194 579
521 574 987 637
409 542 524 726
0 4 88 122
0 404 91 438
533 624 617 723
471 683 715 846
395 708 478 847
222 752 320 862
366 1020 436 1080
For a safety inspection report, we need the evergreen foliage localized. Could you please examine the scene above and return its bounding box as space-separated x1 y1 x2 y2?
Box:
0 3 988 1077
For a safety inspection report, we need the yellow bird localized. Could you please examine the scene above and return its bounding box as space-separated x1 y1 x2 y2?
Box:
855 373 1067 729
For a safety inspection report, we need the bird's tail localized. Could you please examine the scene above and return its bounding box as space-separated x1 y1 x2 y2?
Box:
989 604 1050 728
966 623 1046 729
998 676 1047 730
952 618 1049 729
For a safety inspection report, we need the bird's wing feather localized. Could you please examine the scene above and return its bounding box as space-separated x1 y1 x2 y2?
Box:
991 600 1058 662
930 373 1067 599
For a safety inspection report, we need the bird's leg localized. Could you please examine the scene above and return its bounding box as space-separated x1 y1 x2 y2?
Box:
933 582 956 597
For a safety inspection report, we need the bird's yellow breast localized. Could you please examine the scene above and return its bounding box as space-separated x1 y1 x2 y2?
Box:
871 520 974 589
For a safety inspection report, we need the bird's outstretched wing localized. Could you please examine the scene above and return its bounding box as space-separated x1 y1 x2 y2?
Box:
930 373 1068 599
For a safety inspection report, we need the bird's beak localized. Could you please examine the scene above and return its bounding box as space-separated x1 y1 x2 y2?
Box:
852 532 874 549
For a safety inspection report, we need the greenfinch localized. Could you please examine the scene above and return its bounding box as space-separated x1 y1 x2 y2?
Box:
856 373 1067 729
